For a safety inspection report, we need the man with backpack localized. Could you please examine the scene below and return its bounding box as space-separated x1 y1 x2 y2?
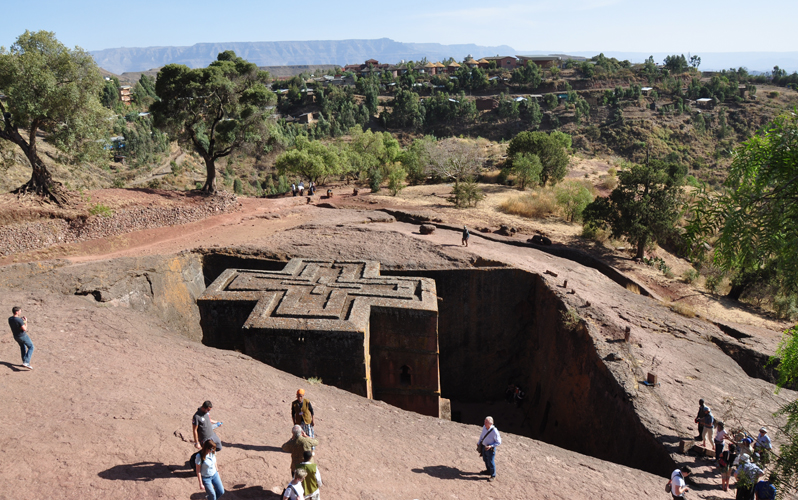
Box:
754 473 778 500
668 466 691 499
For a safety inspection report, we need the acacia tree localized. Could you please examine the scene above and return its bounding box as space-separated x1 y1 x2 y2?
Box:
0 30 109 204
687 112 798 302
424 138 483 208
151 50 275 193
583 159 685 259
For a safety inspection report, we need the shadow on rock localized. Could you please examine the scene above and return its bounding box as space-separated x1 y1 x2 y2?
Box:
411 465 485 481
98 461 194 481
0 361 24 372
223 442 283 452
210 485 283 499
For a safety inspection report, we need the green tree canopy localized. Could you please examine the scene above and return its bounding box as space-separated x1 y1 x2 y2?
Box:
508 152 542 190
274 136 342 184
687 112 798 299
0 30 109 204
507 131 570 186
583 159 685 259
151 51 275 193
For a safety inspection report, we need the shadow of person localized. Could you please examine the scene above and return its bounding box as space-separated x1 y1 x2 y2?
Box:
222 442 283 453
218 485 283 498
0 361 23 372
98 462 194 481
411 465 485 481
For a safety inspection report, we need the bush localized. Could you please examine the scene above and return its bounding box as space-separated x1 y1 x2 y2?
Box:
387 165 407 196
554 180 594 222
369 169 383 193
769 91 780 98
499 188 557 218
233 178 243 194
600 175 619 190
448 179 484 208
581 223 609 243
667 301 697 318
682 269 700 284
88 203 113 218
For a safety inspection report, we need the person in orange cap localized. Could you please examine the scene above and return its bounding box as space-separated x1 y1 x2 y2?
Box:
291 389 315 439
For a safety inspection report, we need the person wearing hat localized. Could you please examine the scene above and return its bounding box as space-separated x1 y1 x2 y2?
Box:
733 458 763 500
699 406 715 449
292 389 315 439
754 427 772 453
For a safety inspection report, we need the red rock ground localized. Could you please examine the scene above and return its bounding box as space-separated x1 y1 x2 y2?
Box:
2 190 793 499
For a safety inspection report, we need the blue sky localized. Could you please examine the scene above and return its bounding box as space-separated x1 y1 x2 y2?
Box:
3 0 796 54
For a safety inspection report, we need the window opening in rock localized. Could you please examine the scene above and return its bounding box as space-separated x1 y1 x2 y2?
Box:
400 365 412 386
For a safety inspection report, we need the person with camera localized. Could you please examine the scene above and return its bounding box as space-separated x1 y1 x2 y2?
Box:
477 416 501 482
8 306 34 369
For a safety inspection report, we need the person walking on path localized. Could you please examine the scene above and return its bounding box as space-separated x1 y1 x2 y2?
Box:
477 416 501 482
462 226 470 247
282 425 319 477
297 449 322 500
668 466 691 499
8 306 34 369
193 400 223 452
195 439 225 500
282 468 307 500
292 389 316 439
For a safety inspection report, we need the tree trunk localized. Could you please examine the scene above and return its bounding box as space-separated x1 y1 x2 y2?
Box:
202 157 217 194
3 126 68 205
635 238 646 260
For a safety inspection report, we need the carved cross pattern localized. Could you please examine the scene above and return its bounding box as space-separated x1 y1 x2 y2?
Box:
202 259 437 332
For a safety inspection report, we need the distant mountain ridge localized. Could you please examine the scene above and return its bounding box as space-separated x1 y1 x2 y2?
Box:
91 38 518 74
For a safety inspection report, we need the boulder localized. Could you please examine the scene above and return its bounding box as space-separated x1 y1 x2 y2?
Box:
419 224 436 235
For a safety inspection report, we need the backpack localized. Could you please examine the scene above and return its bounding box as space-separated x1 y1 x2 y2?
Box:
718 452 728 468
281 484 299 499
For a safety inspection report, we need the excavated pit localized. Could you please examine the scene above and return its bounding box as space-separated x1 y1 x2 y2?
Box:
197 251 674 475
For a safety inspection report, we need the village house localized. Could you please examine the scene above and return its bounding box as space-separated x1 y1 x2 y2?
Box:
483 56 518 70
516 55 562 68
119 85 133 105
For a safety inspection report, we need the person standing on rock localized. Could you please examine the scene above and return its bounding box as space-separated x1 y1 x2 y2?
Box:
462 226 470 247
8 306 34 369
282 425 318 477
733 458 763 500
292 389 315 439
699 406 715 449
193 400 223 452
477 416 501 482
195 439 225 500
297 449 322 500
694 398 707 440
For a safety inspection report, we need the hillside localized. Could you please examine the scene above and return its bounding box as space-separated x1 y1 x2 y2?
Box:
90 38 517 74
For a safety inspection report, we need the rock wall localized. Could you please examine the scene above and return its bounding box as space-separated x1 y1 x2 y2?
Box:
0 192 239 257
388 267 674 475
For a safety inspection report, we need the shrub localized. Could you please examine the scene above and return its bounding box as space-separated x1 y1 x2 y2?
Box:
600 175 619 190
626 283 641 294
89 203 113 218
448 179 484 208
233 178 243 194
581 223 609 243
682 269 700 284
387 165 408 196
769 91 780 99
554 180 594 222
705 274 723 294
111 177 125 188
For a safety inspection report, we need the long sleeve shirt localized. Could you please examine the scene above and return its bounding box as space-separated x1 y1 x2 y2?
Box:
477 425 501 448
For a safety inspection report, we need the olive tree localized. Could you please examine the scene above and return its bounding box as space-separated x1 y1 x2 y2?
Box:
0 30 109 204
151 50 275 193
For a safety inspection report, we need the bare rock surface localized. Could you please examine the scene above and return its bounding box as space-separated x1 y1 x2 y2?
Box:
0 196 793 499
0 289 667 500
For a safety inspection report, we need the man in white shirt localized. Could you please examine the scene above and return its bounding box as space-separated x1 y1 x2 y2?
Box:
670 466 691 499
477 416 502 482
